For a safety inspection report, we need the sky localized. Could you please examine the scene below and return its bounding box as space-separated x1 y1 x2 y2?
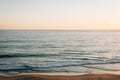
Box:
0 0 120 30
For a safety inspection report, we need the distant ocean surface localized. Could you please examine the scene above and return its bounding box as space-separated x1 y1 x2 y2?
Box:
0 30 120 75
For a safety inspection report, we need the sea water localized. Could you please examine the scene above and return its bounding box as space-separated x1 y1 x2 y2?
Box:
0 30 120 75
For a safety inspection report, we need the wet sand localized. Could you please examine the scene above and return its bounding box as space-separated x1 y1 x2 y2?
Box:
0 74 120 80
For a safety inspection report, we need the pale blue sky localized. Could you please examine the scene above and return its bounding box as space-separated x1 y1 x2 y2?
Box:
0 0 120 30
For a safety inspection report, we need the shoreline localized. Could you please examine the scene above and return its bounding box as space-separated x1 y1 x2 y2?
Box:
1 71 120 76
0 73 120 80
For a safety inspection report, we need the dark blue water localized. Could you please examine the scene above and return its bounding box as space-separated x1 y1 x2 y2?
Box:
0 30 120 75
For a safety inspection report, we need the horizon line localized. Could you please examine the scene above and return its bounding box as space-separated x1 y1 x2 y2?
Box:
0 29 120 31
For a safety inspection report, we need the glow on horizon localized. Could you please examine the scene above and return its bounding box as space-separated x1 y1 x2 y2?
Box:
0 0 120 30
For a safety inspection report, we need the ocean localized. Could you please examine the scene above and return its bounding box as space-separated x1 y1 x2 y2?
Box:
0 30 120 75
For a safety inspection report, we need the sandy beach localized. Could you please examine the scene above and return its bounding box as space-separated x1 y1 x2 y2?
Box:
0 74 120 80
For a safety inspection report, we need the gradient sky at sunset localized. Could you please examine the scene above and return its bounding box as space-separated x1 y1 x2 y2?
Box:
0 0 120 30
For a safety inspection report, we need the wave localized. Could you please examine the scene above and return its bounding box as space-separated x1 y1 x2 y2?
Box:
4 62 120 72
0 54 60 58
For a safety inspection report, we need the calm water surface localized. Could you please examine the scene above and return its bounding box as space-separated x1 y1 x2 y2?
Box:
0 30 120 75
